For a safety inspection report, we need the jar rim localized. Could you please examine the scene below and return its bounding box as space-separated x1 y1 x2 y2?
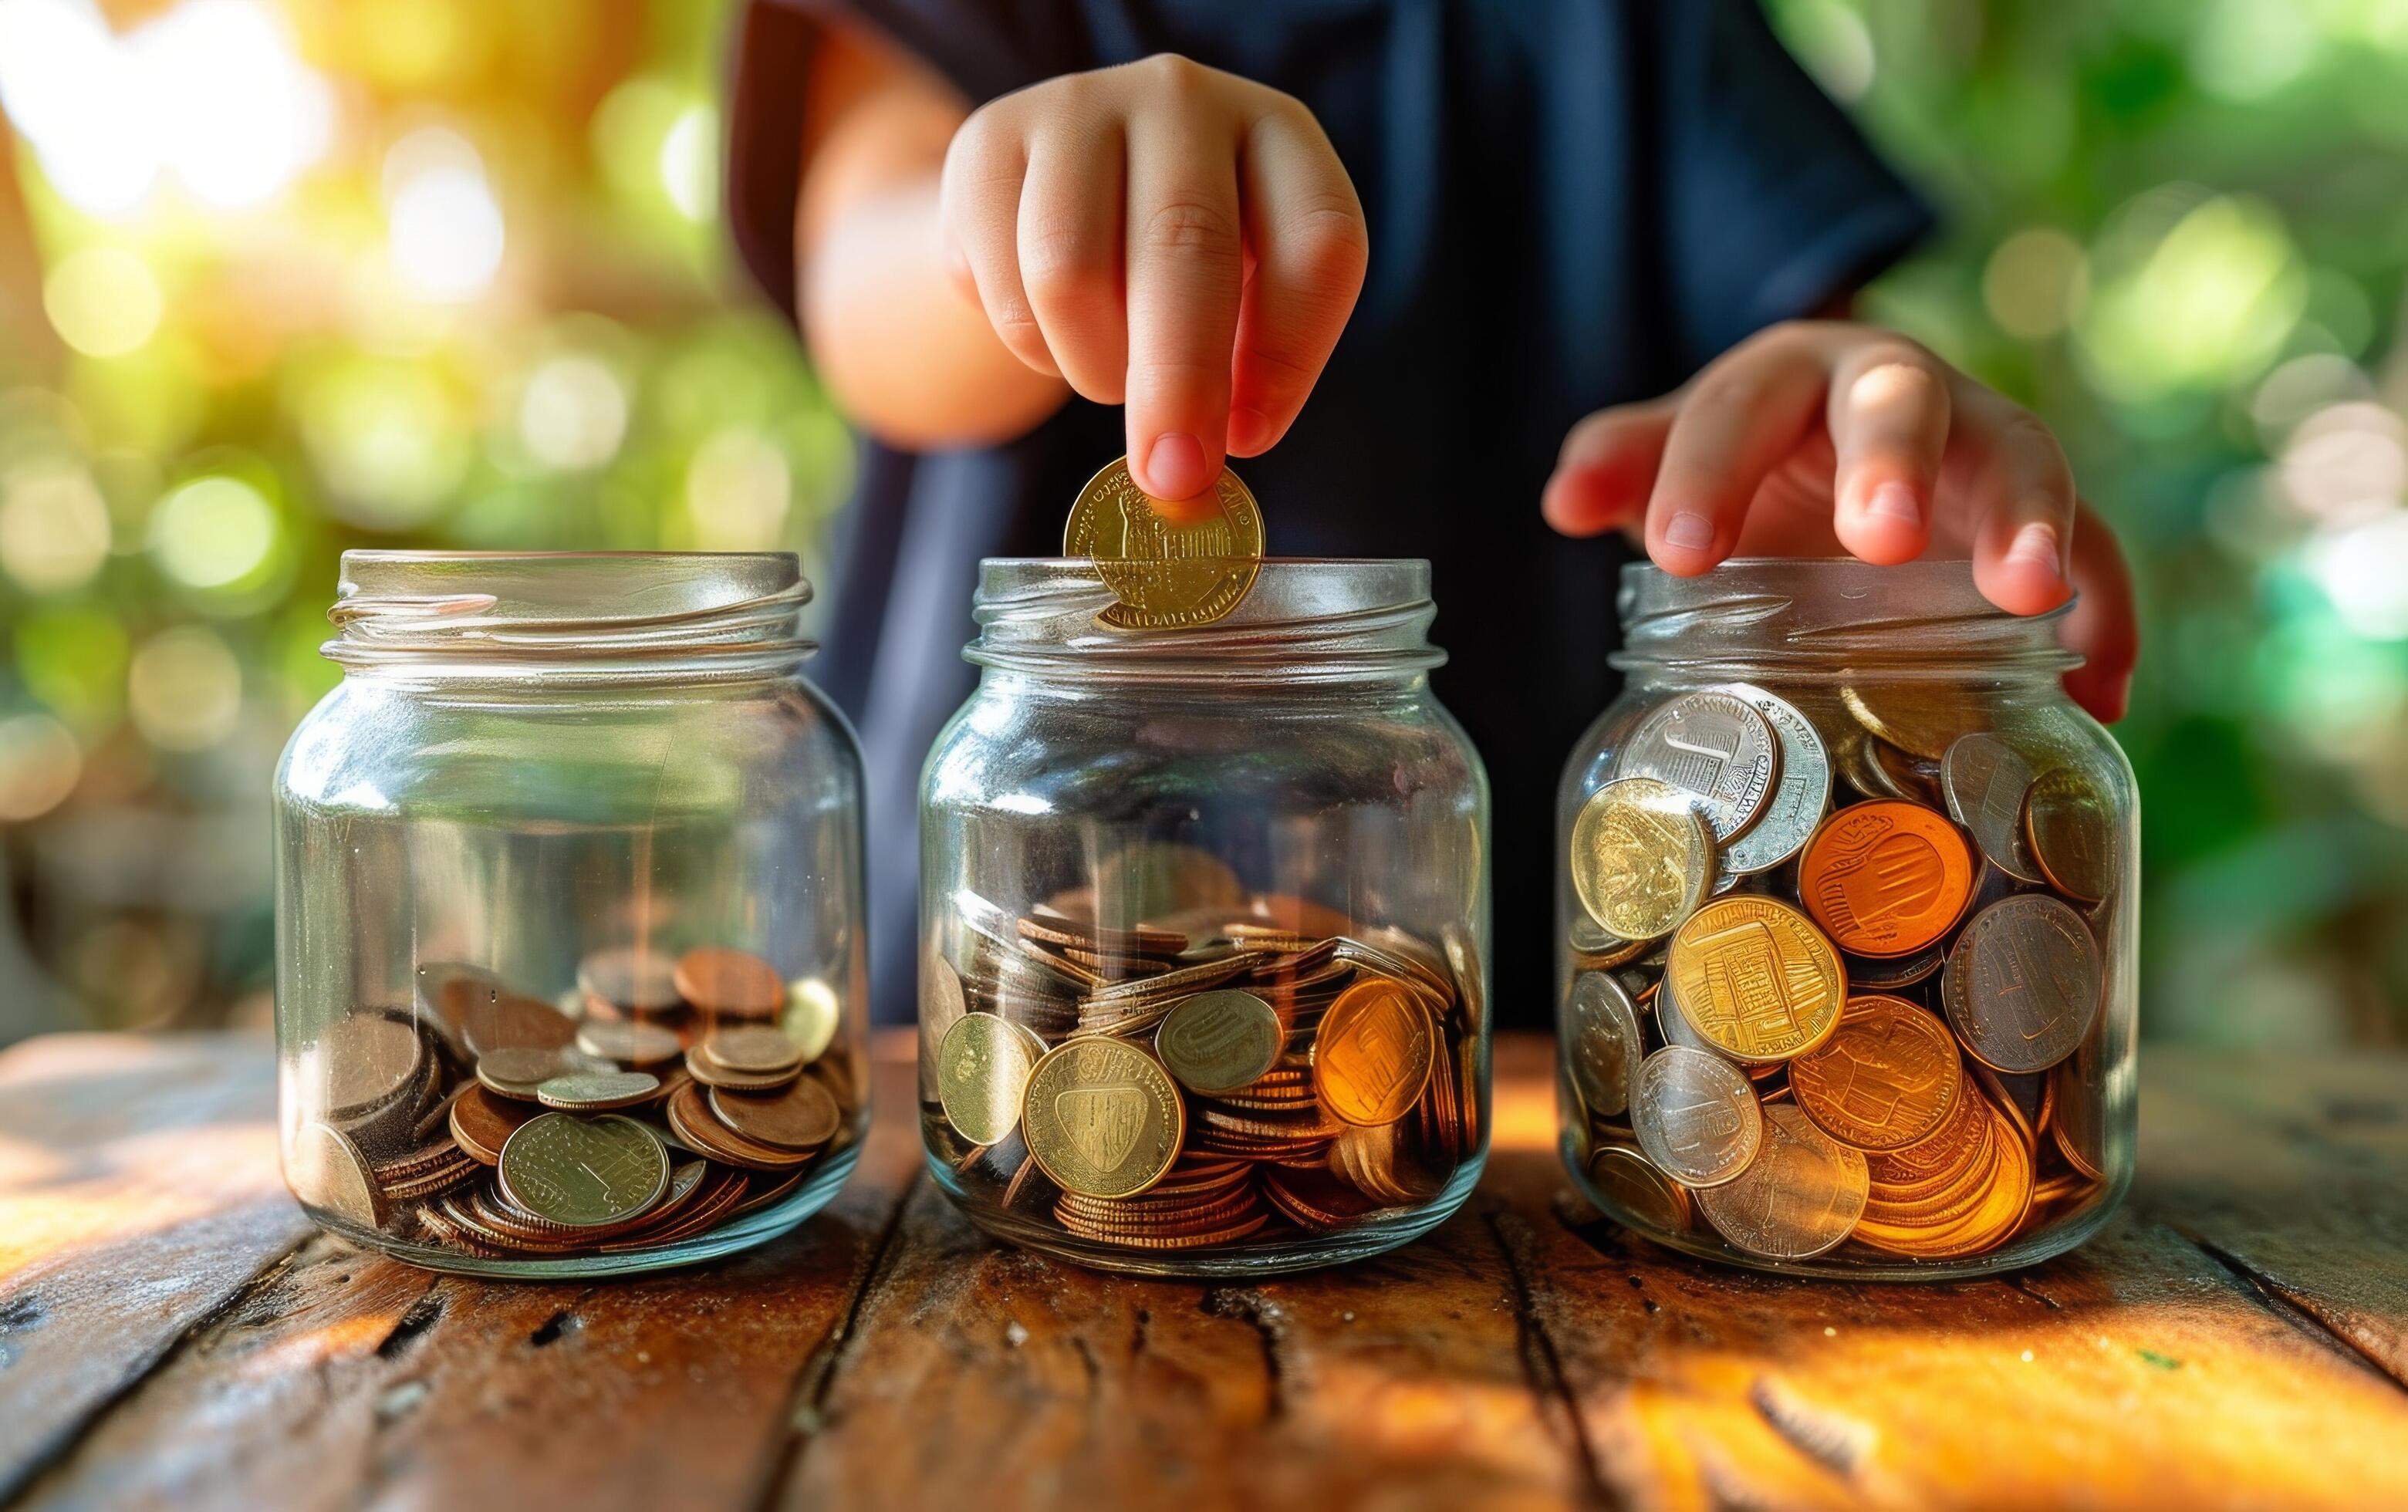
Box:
325 549 816 683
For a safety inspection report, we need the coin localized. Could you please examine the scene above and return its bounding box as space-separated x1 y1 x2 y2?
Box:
575 1018 684 1068
1155 989 1284 1094
1616 690 1780 843
1839 683 1983 761
535 1070 661 1112
496 1113 671 1228
700 1024 805 1075
1312 978 1437 1126
711 1075 843 1150
478 1046 600 1101
1585 1146 1694 1231
447 1085 533 1165
936 1012 1045 1147
1788 994 1961 1153
1633 1046 1764 1189
1941 895 2102 1073
1694 1103 1867 1261
1941 733 2045 883
320 1011 427 1121
2024 767 2116 903
2051 1044 2106 1183
1022 1037 1187 1198
1569 776 1716 940
674 946 785 1018
1845 943 1946 991
460 992 579 1057
1063 455 1265 629
1720 685 1830 874
576 946 683 1012
1798 800 1974 957
1565 971 1644 1120
1665 896 1846 1061
920 948 969 1102
289 1121 387 1228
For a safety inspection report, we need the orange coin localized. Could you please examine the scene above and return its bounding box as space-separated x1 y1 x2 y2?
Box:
1312 978 1436 1126
1789 994 1961 1153
1797 801 1974 957
674 946 784 1018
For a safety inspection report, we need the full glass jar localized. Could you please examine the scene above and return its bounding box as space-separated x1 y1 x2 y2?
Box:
1558 561 2136 1278
273 552 869 1277
920 559 1490 1276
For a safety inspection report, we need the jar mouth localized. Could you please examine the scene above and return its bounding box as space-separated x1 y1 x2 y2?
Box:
1614 558 2080 681
326 551 816 681
969 558 1444 683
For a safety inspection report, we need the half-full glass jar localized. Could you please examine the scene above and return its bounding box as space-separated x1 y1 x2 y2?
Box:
273 552 869 1277
1558 560 2135 1278
920 559 1490 1275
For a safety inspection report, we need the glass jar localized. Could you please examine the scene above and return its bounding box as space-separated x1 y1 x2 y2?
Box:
273 552 870 1277
920 559 1490 1276
1557 560 2136 1279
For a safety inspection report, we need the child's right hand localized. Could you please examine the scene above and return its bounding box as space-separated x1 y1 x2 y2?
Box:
941 55 1369 518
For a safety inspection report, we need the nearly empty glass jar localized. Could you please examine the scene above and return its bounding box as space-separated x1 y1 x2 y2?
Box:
1558 560 2136 1278
273 552 869 1276
920 559 1490 1275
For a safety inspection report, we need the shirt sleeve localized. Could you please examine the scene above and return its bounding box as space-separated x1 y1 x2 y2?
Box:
721 0 1076 322
1654 0 1935 370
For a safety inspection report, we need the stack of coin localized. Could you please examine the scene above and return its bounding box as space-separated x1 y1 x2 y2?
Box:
1062 455 1266 629
1562 683 2118 1265
285 943 857 1262
925 888 1481 1253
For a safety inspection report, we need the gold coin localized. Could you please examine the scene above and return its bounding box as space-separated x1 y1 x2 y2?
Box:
1839 683 1986 761
1312 977 1437 1126
919 946 968 1102
1063 455 1265 629
1788 994 1961 1153
1585 1145 1694 1232
1666 896 1846 1061
1569 776 1715 940
496 1112 670 1228
935 1012 1045 1147
1021 1037 1186 1199
1694 1103 1867 1261
1155 989 1284 1095
2024 766 2116 904
289 1121 387 1229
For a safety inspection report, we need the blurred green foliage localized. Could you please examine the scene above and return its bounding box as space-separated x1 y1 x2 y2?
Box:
1 0 2403 1044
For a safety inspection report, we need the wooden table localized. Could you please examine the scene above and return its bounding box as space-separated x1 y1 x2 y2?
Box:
1 1031 2402 1511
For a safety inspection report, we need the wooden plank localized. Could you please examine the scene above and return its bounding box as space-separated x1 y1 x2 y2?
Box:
2130 1046 2408 1388
782 1037 1596 1510
0 1033 309 1503
12 1046 927 1512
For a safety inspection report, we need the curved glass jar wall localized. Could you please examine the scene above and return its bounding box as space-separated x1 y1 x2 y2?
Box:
1558 561 2136 1279
273 552 869 1277
920 559 1491 1277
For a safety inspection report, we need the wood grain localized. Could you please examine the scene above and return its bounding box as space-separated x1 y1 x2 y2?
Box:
1 1031 2403 1512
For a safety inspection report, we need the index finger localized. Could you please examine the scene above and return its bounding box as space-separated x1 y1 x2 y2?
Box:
1122 87 1245 515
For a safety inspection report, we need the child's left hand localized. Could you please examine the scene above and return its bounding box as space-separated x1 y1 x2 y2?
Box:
1540 322 2136 723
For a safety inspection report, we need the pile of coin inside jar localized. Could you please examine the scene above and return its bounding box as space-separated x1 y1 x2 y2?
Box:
285 944 855 1260
924 889 1481 1252
1563 683 2116 1264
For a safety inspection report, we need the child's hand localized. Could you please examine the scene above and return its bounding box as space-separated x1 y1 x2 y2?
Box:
941 55 1368 518
1541 322 2138 721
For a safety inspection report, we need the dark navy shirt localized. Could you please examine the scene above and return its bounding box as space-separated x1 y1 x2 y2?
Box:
728 0 1930 1026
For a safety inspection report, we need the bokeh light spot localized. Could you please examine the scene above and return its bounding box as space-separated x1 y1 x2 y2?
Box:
149 475 279 589
1982 228 2088 341
385 129 505 302
42 247 164 357
128 625 242 751
2308 512 2408 640
661 103 720 222
0 458 113 593
0 712 82 821
518 356 629 471
684 428 791 550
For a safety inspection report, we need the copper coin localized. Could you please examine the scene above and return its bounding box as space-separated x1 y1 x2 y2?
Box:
461 993 579 1057
1789 994 1962 1153
577 946 683 1011
701 1024 805 1075
448 1085 535 1164
1312 978 1437 1127
476 1047 600 1101
1941 895 2102 1074
709 1075 843 1150
674 946 785 1017
1586 1145 1694 1232
1798 800 1975 957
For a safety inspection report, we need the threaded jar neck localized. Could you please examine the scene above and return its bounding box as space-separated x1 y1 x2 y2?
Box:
966 559 1446 687
1612 559 2079 685
324 551 817 686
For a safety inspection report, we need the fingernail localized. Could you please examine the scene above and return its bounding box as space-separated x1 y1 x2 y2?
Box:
1143 432 1209 500
1663 511 1716 552
2006 522 2062 579
1866 481 1921 526
1228 407 1272 455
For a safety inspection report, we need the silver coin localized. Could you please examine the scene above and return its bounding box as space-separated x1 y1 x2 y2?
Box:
575 1018 684 1068
1719 685 1832 875
1941 732 2045 883
1633 1046 1763 1189
1694 1103 1867 1261
1655 975 1714 1054
1846 942 1947 991
1941 895 2102 1074
535 1070 661 1111
1565 971 1645 1119
1614 691 1781 844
